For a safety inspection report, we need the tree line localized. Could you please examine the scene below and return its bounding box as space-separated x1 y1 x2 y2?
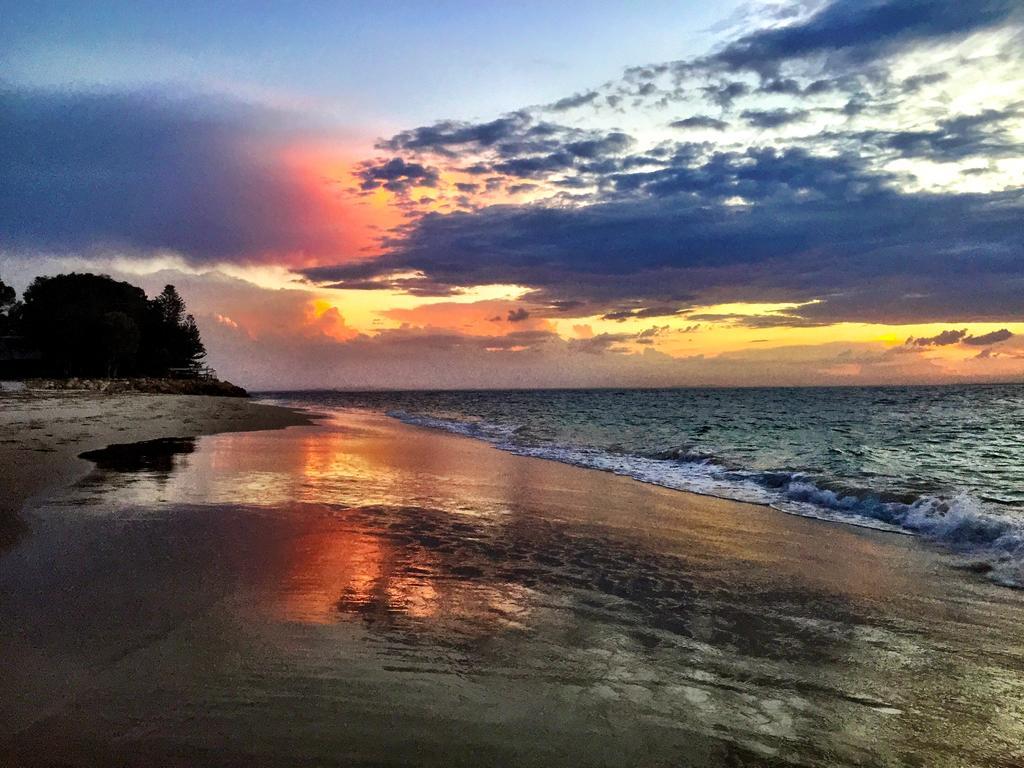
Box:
0 273 206 378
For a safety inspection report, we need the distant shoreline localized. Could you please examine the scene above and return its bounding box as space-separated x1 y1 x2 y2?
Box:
254 379 1024 395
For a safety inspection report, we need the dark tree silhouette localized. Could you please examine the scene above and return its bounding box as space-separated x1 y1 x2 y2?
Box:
18 274 207 377
0 277 17 335
21 274 150 376
142 285 207 373
155 284 186 327
180 314 207 368
0 279 14 312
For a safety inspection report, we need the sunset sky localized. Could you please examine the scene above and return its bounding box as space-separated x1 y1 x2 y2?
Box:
3 0 1023 388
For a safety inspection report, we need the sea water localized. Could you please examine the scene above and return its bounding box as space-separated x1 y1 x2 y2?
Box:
268 385 1024 586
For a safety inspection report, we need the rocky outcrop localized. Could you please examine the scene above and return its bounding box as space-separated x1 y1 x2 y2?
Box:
25 377 249 397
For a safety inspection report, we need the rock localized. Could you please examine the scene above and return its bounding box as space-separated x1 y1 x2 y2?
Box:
24 377 250 397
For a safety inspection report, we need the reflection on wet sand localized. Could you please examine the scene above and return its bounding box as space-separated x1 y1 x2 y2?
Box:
80 436 196 475
3 412 1024 766
279 512 534 635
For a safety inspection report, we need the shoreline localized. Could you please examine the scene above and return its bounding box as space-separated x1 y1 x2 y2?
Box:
0 391 989 585
391 409 919 536
0 391 311 535
368 403 1020 587
3 407 1024 764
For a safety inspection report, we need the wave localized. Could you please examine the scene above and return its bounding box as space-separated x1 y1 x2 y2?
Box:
388 409 1024 588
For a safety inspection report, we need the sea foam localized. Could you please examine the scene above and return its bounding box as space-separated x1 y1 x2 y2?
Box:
388 409 1024 588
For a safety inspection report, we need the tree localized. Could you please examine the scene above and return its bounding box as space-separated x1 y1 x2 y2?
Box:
0 279 15 314
181 314 207 369
154 285 186 327
0 277 18 335
146 285 206 372
99 311 141 377
18 273 208 377
21 273 150 376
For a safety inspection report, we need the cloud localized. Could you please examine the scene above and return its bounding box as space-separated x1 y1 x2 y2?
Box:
203 313 1002 390
0 87 348 263
357 157 439 192
378 112 533 155
906 328 1015 347
308 133 1024 324
566 333 633 354
900 72 949 92
701 81 750 107
963 328 1013 346
741 108 810 129
602 306 685 321
704 0 1021 75
328 5 1024 332
549 90 600 112
863 109 1023 162
11 0 1024 390
669 116 729 130
907 328 967 346
688 311 831 328
75 264 1014 390
635 325 671 344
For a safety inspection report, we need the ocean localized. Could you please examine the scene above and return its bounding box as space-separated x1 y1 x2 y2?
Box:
268 384 1024 586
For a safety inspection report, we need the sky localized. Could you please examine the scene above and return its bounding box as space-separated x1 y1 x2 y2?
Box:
2 0 1023 389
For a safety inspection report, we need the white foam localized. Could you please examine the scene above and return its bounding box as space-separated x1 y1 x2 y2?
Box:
387 410 1024 588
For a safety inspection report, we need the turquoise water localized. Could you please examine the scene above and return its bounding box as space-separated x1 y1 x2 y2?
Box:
269 385 1024 586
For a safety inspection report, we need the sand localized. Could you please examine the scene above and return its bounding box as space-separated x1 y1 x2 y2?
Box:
0 390 309 525
2 402 1024 766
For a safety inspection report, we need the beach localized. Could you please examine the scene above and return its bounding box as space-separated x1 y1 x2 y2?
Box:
2 394 1023 766
0 391 310 523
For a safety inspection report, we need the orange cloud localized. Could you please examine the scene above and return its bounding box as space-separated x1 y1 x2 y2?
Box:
306 299 358 341
382 300 554 336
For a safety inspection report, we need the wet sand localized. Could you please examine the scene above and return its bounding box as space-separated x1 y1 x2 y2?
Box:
0 391 309 531
2 407 1024 766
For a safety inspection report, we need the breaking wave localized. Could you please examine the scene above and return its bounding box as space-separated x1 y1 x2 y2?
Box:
388 409 1024 588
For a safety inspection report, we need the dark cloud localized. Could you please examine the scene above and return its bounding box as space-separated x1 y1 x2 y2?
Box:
741 108 810 129
907 328 967 346
670 116 729 130
635 325 673 344
758 77 804 95
860 109 1022 161
0 87 342 262
702 81 751 107
611 146 888 201
305 138 1024 323
379 111 638 185
378 112 532 156
602 305 684 321
964 329 1013 346
357 157 439 192
687 312 832 328
549 90 600 111
506 307 530 322
900 72 949 92
567 333 632 354
565 131 635 159
492 153 575 178
705 0 1021 75
906 328 1015 347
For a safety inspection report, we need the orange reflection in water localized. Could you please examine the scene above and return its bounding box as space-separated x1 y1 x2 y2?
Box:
273 505 533 637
